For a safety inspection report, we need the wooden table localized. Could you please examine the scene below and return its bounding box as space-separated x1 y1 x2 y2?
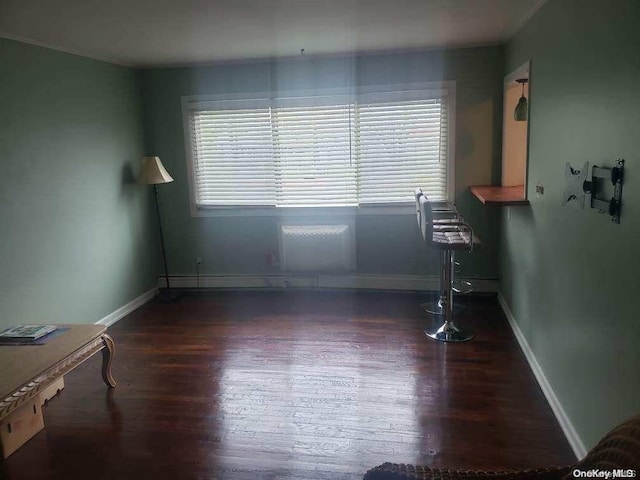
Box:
0 325 115 457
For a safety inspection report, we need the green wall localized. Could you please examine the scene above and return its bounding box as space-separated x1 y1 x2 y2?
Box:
0 38 157 329
501 0 640 451
141 47 504 280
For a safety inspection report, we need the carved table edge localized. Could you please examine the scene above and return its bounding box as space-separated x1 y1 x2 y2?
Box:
0 334 113 421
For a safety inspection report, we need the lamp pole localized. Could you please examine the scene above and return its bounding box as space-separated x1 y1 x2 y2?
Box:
153 184 172 299
138 156 175 301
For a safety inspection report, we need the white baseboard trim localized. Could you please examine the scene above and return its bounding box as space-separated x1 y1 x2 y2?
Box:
497 292 586 460
159 274 499 293
96 287 158 327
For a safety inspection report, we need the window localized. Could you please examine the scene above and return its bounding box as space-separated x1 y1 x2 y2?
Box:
183 84 453 213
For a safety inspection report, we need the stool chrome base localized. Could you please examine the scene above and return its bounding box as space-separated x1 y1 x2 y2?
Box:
425 321 474 343
421 300 466 315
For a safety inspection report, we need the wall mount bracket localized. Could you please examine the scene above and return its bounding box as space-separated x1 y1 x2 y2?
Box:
562 159 624 224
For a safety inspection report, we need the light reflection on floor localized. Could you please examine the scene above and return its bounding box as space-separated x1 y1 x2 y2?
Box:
215 312 428 477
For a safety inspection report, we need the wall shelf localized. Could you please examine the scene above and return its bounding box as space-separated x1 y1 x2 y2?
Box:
469 185 529 206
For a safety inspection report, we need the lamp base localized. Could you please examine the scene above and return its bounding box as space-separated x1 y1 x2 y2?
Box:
156 288 180 303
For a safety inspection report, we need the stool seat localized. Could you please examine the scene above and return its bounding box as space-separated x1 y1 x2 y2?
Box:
420 198 474 252
432 230 472 249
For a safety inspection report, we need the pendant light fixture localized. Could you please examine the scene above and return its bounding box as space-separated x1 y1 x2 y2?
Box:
514 78 529 122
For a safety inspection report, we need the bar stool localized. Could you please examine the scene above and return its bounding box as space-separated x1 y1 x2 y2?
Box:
419 195 475 342
414 188 466 315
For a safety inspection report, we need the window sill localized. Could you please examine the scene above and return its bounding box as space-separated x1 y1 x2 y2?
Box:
191 204 423 217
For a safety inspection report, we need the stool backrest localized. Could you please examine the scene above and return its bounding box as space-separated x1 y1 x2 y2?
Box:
419 195 434 243
414 187 423 229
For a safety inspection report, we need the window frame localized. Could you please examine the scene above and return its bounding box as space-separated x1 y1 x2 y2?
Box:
182 82 456 217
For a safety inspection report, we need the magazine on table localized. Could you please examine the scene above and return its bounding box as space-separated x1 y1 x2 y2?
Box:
0 324 58 343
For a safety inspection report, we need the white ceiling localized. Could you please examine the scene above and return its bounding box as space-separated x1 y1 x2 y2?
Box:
0 0 546 67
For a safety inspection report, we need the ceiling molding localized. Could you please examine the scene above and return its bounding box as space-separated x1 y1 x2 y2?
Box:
0 32 133 68
507 0 549 39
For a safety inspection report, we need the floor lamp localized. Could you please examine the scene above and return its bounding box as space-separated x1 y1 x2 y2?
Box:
137 156 176 301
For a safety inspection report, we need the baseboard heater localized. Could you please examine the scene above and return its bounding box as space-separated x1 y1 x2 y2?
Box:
279 224 355 272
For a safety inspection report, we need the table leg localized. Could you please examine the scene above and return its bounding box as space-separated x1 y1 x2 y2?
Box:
101 334 116 388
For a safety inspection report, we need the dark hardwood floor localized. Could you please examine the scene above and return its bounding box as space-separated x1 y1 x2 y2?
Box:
2 291 575 479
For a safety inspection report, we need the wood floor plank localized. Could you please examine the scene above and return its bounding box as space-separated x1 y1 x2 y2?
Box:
1 291 575 479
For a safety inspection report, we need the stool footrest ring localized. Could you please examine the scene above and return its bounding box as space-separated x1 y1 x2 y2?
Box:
421 300 466 315
451 280 473 294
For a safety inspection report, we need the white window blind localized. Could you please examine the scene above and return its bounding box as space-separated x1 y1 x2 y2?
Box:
357 93 448 203
190 102 275 206
184 85 452 210
272 100 357 207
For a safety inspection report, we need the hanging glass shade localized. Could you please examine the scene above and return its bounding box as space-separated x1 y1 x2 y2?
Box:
514 78 528 122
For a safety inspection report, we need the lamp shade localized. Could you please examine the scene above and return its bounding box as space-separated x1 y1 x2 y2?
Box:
137 156 174 185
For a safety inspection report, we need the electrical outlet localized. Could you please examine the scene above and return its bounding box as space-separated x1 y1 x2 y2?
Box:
195 257 203 265
265 252 279 267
